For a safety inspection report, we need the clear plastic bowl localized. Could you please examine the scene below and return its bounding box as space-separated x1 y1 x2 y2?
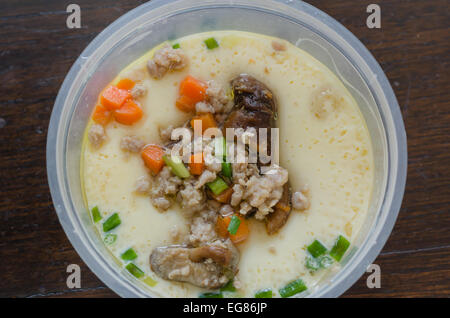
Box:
47 0 407 297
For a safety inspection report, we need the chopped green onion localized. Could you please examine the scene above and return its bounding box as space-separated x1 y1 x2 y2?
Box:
143 276 157 287
125 263 145 278
199 292 223 298
104 233 117 245
221 162 232 178
255 288 273 298
307 239 327 258
91 206 102 223
279 279 307 298
214 137 227 159
163 155 190 179
227 215 241 235
102 213 121 232
207 177 229 195
305 254 333 272
220 280 236 293
121 248 138 261
329 235 350 261
204 37 219 50
172 43 180 49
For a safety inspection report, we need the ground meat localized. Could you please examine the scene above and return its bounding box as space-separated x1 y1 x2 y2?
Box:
219 204 234 217
292 190 310 210
88 124 106 148
236 165 289 219
230 184 244 207
232 162 259 186
272 40 287 51
131 83 147 99
134 175 150 194
195 101 215 113
178 181 205 213
189 209 218 246
149 167 183 211
159 125 174 143
151 196 171 210
206 80 232 113
196 170 216 189
120 135 145 153
147 44 188 79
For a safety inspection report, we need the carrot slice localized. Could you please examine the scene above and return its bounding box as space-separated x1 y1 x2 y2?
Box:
212 187 233 204
176 95 196 113
229 215 249 244
216 216 231 238
100 85 131 110
189 153 204 175
116 78 135 90
114 99 143 125
92 104 112 126
190 113 217 134
141 144 165 174
215 214 249 244
179 75 207 104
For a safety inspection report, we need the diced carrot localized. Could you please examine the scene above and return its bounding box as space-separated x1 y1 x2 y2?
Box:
212 187 233 204
216 216 231 238
179 75 207 104
100 85 131 110
92 104 112 126
113 99 143 125
176 95 196 112
190 113 217 134
189 153 204 175
116 78 135 90
215 214 249 244
141 144 165 174
229 215 249 244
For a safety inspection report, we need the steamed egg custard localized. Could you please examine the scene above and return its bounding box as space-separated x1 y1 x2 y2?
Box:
82 31 374 298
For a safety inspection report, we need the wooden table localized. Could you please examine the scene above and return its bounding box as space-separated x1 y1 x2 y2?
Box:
0 0 448 298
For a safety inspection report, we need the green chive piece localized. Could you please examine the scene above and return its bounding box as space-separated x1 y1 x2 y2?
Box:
204 37 219 50
143 276 157 287
172 43 180 49
307 239 327 258
121 248 138 261
207 177 229 195
102 213 121 232
329 235 350 261
255 288 273 298
126 263 144 278
227 215 241 235
163 155 191 179
214 137 227 159
221 162 232 178
279 279 307 298
104 233 117 245
199 292 223 298
220 280 236 293
91 206 102 223
305 254 333 272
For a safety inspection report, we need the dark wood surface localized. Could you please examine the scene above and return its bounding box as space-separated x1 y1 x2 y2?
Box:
0 0 448 298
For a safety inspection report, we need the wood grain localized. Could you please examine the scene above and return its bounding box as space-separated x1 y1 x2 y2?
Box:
0 0 448 298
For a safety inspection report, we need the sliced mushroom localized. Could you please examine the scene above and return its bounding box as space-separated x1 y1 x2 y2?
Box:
150 240 239 289
266 183 291 235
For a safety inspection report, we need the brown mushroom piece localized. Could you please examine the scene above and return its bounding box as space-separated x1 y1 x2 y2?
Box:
150 239 239 289
224 74 292 234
